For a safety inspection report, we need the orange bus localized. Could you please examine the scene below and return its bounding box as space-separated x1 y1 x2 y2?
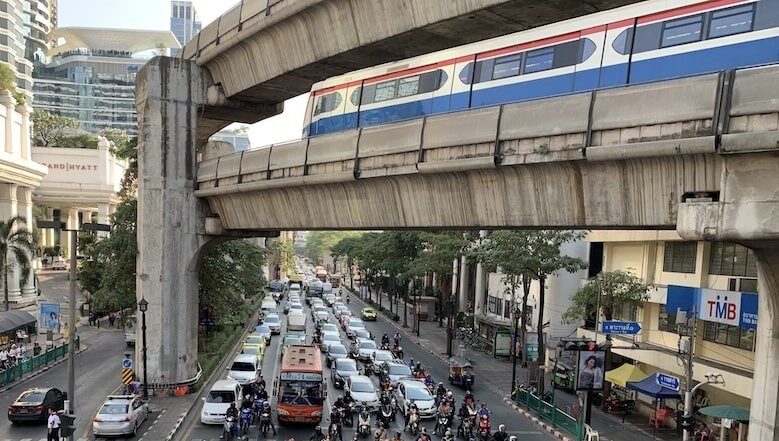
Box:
275 345 325 424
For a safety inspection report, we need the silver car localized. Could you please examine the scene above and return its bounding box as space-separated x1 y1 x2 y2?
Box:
369 350 396 374
263 313 282 334
395 381 436 419
353 338 378 362
345 375 380 411
332 358 359 389
93 395 149 437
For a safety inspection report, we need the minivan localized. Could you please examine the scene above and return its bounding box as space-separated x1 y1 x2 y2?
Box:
260 300 277 315
287 310 306 331
200 380 242 424
227 354 260 385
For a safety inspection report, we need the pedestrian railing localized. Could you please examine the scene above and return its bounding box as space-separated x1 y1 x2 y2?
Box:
0 337 80 388
515 387 583 440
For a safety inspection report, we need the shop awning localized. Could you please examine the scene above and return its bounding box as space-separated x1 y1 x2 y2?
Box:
627 373 682 399
0 310 36 335
605 363 648 388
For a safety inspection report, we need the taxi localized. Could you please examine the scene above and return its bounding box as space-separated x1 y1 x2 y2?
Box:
361 307 377 321
241 342 265 364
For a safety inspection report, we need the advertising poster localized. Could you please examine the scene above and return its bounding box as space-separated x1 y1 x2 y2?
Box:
576 350 606 391
39 303 61 333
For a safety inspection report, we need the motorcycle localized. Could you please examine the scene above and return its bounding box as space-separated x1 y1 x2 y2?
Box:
365 363 374 376
358 409 372 438
435 412 452 435
541 390 554 404
239 408 253 437
601 394 636 415
442 429 455 441
458 413 476 439
259 409 272 437
378 403 394 427
329 422 340 441
390 397 398 420
477 415 490 441
391 345 404 360
381 342 391 351
223 416 238 441
407 410 421 436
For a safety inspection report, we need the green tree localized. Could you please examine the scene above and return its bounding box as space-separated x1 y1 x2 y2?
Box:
199 240 267 320
0 64 25 105
305 231 360 264
563 270 650 324
269 238 296 275
31 110 78 147
0 217 35 311
99 127 131 156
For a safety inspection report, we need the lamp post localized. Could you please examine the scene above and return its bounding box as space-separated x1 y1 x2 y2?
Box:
138 298 149 399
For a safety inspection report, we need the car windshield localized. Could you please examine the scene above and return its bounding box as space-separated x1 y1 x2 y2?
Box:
363 309 374 313
231 362 255 372
360 341 377 349
349 319 364 327
389 365 412 376
324 334 340 342
99 403 129 415
290 304 303 310
206 391 235 403
17 391 45 403
356 330 370 338
337 360 357 372
330 345 347 355
350 381 375 393
255 326 270 333
406 387 433 400
322 325 338 333
243 347 260 356
246 336 263 344
264 317 279 324
315 306 328 312
375 352 392 361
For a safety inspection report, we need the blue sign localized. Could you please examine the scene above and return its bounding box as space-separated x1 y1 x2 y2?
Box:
122 358 133 369
602 321 642 335
656 373 681 391
39 303 61 332
667 285 758 330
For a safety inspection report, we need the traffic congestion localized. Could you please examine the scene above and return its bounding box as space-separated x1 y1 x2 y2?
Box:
184 269 552 441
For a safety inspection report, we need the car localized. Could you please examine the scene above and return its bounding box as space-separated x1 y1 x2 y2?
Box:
93 395 149 437
379 361 414 387
331 358 359 389
326 343 349 367
244 334 266 346
240 344 264 365
201 380 242 424
313 306 330 323
260 301 278 316
320 332 341 352
227 354 261 385
281 334 306 350
345 375 380 411
323 294 336 306
320 323 340 335
8 387 66 423
334 305 349 318
361 307 377 321
369 350 395 374
352 338 378 362
346 318 366 339
51 259 68 271
332 301 346 312
263 314 281 334
395 380 436 419
253 325 272 343
285 302 303 314
354 328 371 340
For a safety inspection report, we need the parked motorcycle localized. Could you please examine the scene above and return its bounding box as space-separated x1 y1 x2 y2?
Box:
601 394 636 415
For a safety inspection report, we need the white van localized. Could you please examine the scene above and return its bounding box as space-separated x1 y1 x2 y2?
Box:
287 310 307 331
322 282 333 294
200 380 242 424
260 300 277 315
227 354 260 385
289 283 302 295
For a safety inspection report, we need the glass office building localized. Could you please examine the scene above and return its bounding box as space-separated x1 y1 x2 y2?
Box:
170 0 201 56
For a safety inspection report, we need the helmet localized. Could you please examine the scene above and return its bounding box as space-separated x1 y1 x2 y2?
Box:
509 437 517 441
499 425 506 432
396 431 402 437
438 382 444 386
378 422 384 428
447 391 453 398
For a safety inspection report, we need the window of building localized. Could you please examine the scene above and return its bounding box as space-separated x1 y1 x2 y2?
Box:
658 304 677 332
708 3 755 39
708 242 758 277
503 301 511 319
661 14 704 47
612 304 637 322
663 241 697 273
703 321 755 351
487 296 503 316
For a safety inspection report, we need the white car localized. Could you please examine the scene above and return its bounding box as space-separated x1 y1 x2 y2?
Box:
263 313 282 334
369 350 396 374
93 395 149 437
227 354 260 385
346 318 366 339
395 380 436 419
353 338 378 362
201 380 242 424
346 375 380 411
320 323 340 335
320 332 341 352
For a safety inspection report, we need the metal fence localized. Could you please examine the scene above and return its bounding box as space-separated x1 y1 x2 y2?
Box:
515 387 582 440
0 337 80 387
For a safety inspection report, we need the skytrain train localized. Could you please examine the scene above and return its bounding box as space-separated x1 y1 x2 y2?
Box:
303 0 779 137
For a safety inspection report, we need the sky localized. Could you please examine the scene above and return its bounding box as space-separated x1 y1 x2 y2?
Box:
58 0 308 147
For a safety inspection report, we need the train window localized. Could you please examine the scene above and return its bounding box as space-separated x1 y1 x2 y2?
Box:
580 38 597 62
492 54 522 80
350 87 362 106
374 80 397 102
661 14 704 47
553 40 582 68
418 70 444 93
458 62 474 85
313 92 342 116
397 76 420 97
524 47 554 74
611 28 634 55
709 3 755 39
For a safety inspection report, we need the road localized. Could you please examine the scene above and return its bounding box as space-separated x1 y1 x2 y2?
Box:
0 326 129 441
180 288 552 441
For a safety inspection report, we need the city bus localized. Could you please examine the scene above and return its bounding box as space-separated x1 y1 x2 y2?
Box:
275 345 325 424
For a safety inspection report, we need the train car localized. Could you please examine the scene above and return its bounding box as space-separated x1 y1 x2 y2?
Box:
303 0 779 137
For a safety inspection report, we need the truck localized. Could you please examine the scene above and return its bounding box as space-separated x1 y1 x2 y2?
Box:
124 316 137 347
315 266 327 282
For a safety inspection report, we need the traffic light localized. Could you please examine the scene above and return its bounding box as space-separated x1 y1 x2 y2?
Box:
60 414 76 437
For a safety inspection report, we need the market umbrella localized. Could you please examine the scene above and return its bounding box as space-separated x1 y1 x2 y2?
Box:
605 363 648 388
700 405 750 422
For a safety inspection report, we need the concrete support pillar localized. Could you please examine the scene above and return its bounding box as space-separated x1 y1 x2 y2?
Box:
17 187 35 298
44 208 54 247
136 57 210 384
0 91 15 155
16 103 30 160
458 257 469 312
97 203 110 225
474 262 485 315
0 183 20 304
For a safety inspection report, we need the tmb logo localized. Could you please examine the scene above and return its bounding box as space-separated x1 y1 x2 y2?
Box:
699 289 741 327
707 295 737 320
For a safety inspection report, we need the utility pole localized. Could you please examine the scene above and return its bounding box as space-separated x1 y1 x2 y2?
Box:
679 307 697 441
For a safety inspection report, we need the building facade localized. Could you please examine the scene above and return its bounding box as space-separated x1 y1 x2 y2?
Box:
580 231 757 419
0 0 35 93
32 27 180 135
23 0 56 66
170 0 201 56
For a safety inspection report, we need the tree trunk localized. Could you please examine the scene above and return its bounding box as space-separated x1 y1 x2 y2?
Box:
3 264 8 312
520 276 531 364
536 275 547 394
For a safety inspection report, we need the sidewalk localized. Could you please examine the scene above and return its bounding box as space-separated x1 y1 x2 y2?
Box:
350 286 681 441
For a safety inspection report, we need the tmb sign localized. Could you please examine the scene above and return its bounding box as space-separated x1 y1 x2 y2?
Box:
602 321 642 335
656 373 681 391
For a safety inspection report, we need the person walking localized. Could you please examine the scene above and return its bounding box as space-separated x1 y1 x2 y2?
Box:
46 408 60 441
0 346 7 368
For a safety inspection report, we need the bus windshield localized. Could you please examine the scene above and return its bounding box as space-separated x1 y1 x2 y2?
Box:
279 379 324 405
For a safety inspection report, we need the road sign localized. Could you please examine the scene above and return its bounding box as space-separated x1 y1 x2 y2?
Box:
121 368 134 385
656 373 681 391
122 358 133 369
602 321 642 335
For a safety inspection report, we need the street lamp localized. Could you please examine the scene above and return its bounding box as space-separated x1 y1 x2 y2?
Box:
138 298 149 399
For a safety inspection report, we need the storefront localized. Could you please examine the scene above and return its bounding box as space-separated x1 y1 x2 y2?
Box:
0 310 36 346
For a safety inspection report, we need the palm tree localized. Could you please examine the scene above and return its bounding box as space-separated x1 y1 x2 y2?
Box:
0 216 35 311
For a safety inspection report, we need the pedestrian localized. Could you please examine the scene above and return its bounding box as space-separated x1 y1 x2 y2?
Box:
46 408 60 441
8 344 17 365
33 341 41 357
393 332 401 346
108 312 115 328
0 346 7 369
18 343 26 361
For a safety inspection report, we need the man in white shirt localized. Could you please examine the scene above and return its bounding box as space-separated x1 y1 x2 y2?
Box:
0 347 7 368
47 408 60 441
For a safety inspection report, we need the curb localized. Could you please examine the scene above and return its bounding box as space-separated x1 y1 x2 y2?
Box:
0 345 88 394
166 410 187 441
503 395 574 441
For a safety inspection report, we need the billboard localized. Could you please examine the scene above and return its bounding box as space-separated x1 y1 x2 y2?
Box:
667 285 758 330
39 303 61 332
576 350 606 391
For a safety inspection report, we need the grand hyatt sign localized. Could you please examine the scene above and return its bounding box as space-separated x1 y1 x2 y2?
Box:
41 162 98 172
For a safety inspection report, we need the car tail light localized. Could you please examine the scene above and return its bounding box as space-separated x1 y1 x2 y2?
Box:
35 405 44 411
8 406 15 413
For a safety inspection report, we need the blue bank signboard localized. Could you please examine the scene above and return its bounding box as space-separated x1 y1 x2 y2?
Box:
666 285 758 330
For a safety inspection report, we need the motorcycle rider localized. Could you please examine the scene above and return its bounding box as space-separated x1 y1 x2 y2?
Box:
391 431 403 441
329 416 344 441
257 375 266 391
375 422 388 441
405 403 419 429
309 426 326 441
220 402 239 440
464 391 475 407
445 391 455 408
435 399 452 433
442 428 455 441
458 401 474 436
492 425 508 441
417 427 431 441
261 402 277 436
343 391 356 425
477 404 492 419
435 382 447 405
393 332 402 346
382 333 390 347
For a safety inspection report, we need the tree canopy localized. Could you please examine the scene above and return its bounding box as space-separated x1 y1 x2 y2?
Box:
31 110 78 147
563 269 650 324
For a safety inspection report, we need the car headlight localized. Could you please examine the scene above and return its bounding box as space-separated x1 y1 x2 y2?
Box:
277 408 290 415
313 411 322 416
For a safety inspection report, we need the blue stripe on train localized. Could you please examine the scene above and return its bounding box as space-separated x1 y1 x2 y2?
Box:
306 36 779 137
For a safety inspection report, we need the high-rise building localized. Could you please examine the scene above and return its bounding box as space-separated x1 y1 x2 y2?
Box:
24 0 57 66
32 27 180 135
210 130 252 152
0 0 34 93
170 0 201 56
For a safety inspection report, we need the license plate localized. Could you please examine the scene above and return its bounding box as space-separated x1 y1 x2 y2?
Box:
18 409 28 413
294 417 306 422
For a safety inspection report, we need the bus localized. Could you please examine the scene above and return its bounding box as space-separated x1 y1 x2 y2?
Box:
315 267 327 282
330 275 341 289
275 345 325 424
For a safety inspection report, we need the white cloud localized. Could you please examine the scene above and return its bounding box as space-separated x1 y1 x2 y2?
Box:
192 0 240 26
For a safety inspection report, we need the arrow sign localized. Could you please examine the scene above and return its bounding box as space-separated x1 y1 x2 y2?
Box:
656 373 681 391
122 358 133 369
602 321 642 335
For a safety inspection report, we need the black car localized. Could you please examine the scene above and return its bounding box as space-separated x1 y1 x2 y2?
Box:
8 388 66 423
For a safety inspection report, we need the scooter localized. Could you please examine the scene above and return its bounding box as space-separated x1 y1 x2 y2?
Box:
358 409 372 438
223 416 238 441
259 409 272 437
436 412 452 435
329 421 340 441
391 345 404 360
407 410 421 436
601 394 636 414
477 415 490 441
239 408 253 439
390 397 398 420
378 403 394 427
